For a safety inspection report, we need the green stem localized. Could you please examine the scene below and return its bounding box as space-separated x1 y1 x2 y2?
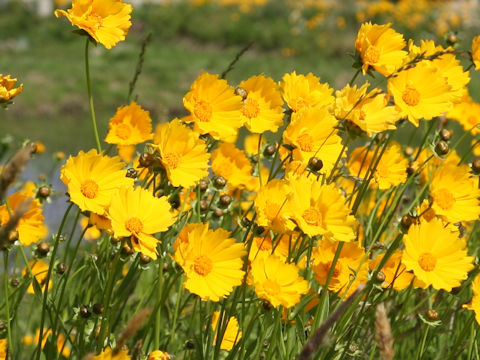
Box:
35 202 74 360
154 256 164 350
3 251 13 356
85 39 102 153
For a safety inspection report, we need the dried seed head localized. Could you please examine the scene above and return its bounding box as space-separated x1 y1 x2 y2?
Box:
375 303 395 360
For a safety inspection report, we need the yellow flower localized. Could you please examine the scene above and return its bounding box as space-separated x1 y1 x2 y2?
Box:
448 93 480 134
406 40 469 101
370 250 414 291
211 311 242 351
463 271 480 325
148 350 171 360
173 223 246 301
288 175 356 241
249 254 309 308
23 329 70 358
312 239 369 297
183 72 243 141
105 102 153 162
348 144 408 190
109 186 176 259
355 22 407 76
80 217 101 241
92 347 131 359
280 71 334 112
0 339 6 360
243 133 265 155
402 218 474 291
0 74 23 103
0 191 45 246
61 149 133 215
22 260 52 294
55 0 133 50
387 61 453 127
238 75 284 133
248 233 292 263
334 82 398 136
34 141 46 154
472 35 480 70
211 143 252 189
153 119 210 188
429 162 480 223
283 107 344 175
254 179 294 234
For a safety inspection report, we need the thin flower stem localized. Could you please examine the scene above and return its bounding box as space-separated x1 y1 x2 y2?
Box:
415 325 429 360
35 202 74 360
154 256 164 350
85 39 102 153
3 251 13 355
349 69 361 86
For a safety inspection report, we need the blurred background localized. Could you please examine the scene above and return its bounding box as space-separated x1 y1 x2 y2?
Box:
1 0 480 155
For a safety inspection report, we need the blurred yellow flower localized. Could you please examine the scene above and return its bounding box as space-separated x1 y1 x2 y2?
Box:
55 0 133 50
402 218 474 292
109 186 176 259
472 35 480 70
22 260 52 294
153 119 210 188
173 222 246 301
243 134 265 155
61 149 133 214
183 72 243 141
211 311 242 351
148 350 171 360
250 254 309 308
92 346 130 359
80 217 101 241
0 74 23 103
355 22 407 75
0 339 6 360
463 271 480 325
370 250 414 291
280 71 334 112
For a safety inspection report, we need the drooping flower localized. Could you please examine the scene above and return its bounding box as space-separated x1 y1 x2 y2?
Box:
238 75 284 134
312 239 369 297
254 179 294 234
387 61 454 127
334 82 398 136
211 311 242 351
283 107 344 174
92 346 131 360
472 35 480 70
105 102 153 162
211 143 252 189
0 74 23 103
429 162 480 223
0 191 45 246
369 250 414 291
249 254 309 308
183 72 243 141
288 175 356 242
463 272 480 325
22 260 52 294
280 71 334 112
109 186 175 259
148 350 171 360
60 149 133 215
355 22 407 76
173 223 246 301
55 0 133 50
402 218 474 291
153 119 210 188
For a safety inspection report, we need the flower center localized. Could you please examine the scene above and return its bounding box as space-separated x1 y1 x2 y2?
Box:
194 100 213 122
433 188 455 210
365 45 380 64
263 279 280 296
302 207 322 226
163 152 181 169
402 85 421 106
80 180 99 199
295 97 309 111
241 98 261 119
297 133 314 152
125 217 143 234
85 10 104 31
115 123 131 140
418 252 436 272
193 255 213 276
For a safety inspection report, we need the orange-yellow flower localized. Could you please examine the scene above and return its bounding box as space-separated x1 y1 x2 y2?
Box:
0 74 23 103
148 350 171 360
472 35 480 70
109 186 176 259
183 72 243 141
92 346 130 359
22 260 52 295
370 250 414 291
211 311 242 351
55 0 133 50
211 143 252 189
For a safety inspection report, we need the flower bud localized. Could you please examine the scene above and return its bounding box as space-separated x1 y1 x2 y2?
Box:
425 309 439 321
79 305 91 319
435 140 449 156
375 271 386 283
235 87 248 100
93 302 104 315
213 176 226 189
472 158 480 173
440 129 452 141
263 144 276 157
140 254 152 264
37 186 51 198
139 152 154 167
56 262 67 275
308 157 323 172
37 242 50 256
219 194 232 207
